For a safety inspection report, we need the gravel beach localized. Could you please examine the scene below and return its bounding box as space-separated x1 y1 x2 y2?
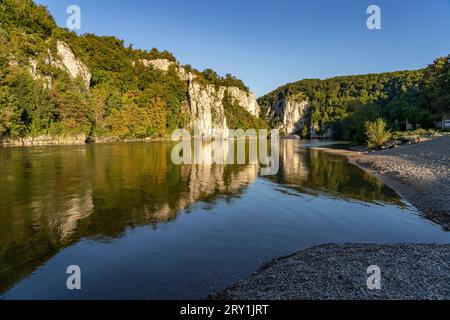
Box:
212 243 450 300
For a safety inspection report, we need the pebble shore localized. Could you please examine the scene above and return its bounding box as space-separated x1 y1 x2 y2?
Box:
212 244 450 300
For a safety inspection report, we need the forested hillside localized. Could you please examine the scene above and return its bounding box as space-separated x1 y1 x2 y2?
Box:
0 0 254 141
259 56 450 141
1 0 449 144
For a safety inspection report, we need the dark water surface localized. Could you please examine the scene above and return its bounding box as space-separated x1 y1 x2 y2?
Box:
0 140 448 299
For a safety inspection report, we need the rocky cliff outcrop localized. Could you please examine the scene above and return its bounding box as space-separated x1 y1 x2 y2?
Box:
266 94 311 135
21 51 260 143
29 58 52 89
263 93 335 138
187 83 263 138
27 41 91 90
187 82 229 138
143 58 262 138
139 58 194 81
0 135 87 147
54 41 91 89
140 58 173 72
227 87 260 117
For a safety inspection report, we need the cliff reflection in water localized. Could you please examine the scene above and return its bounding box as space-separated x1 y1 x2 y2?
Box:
0 140 402 293
0 142 259 292
272 140 403 206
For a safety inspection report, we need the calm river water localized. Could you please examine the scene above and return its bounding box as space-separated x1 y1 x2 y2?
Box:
0 140 448 299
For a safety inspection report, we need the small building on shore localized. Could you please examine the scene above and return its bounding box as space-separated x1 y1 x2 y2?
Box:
443 113 450 129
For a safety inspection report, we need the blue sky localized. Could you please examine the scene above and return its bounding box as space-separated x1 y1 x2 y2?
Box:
35 0 450 96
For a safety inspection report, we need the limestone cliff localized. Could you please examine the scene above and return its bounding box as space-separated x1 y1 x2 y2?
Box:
54 41 91 89
187 82 229 138
28 41 91 90
265 94 311 135
139 58 193 81
19 49 260 143
142 58 262 138
262 93 335 138
227 87 260 117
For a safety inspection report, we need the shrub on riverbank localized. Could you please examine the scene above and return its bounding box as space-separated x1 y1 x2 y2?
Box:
363 127 443 151
364 118 392 149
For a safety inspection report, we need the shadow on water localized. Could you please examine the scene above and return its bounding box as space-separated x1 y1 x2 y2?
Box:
0 140 447 298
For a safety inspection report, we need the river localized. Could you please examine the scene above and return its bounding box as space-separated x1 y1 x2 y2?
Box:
0 140 448 299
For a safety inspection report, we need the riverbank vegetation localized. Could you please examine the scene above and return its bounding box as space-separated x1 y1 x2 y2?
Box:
1 0 448 145
364 118 392 149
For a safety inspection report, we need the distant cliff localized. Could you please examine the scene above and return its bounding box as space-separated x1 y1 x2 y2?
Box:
259 60 449 141
262 92 312 137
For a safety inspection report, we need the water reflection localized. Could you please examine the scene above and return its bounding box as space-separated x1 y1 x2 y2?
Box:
271 140 403 206
0 142 260 292
0 140 435 296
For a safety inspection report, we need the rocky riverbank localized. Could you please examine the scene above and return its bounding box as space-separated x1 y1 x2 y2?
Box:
212 243 450 300
0 135 87 147
0 135 175 147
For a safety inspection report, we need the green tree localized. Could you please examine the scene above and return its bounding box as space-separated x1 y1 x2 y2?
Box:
422 56 450 120
364 118 392 148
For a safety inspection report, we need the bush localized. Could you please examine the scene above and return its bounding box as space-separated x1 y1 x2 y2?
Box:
364 118 392 148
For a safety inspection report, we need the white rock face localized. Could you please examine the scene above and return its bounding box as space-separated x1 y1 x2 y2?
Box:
227 86 260 117
56 41 91 89
140 58 173 71
140 58 195 81
187 82 229 139
142 58 262 137
266 94 334 138
26 43 90 90
1 134 87 146
187 82 265 139
268 95 310 135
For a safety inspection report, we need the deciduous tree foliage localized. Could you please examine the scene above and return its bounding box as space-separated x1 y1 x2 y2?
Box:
0 0 250 140
1 0 448 142
260 59 450 142
364 118 392 148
